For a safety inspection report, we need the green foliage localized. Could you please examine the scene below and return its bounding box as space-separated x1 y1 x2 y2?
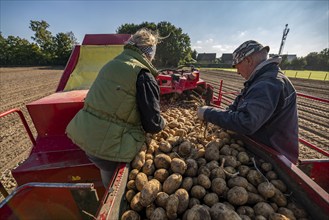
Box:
1 20 77 66
117 21 192 68
281 48 328 71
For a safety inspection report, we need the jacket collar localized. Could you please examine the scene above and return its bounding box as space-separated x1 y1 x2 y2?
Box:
124 44 159 77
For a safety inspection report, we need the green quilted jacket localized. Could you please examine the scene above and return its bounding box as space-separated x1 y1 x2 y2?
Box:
66 45 158 162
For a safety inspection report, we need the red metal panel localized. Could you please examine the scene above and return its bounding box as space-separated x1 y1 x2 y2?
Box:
26 90 87 137
82 34 131 45
56 45 81 92
0 183 96 219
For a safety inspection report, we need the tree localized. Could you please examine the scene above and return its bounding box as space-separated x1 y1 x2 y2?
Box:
29 20 56 64
54 31 77 65
117 21 193 67
290 57 306 70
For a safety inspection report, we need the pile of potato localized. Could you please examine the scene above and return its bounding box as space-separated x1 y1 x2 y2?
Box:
121 102 309 220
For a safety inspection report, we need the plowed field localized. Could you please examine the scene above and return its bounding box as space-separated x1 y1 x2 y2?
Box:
1 67 328 199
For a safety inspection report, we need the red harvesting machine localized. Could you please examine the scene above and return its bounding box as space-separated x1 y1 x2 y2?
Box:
0 34 328 220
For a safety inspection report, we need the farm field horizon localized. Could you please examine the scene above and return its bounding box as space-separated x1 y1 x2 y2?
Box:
216 68 329 81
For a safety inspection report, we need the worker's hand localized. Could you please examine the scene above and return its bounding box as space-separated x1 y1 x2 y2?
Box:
197 106 210 120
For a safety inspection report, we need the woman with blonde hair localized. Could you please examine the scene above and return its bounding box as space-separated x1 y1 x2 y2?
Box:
66 28 165 187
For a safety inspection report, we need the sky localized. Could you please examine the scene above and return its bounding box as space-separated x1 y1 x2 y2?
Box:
1 0 328 58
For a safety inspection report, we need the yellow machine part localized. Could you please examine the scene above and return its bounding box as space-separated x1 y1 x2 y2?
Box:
64 45 124 91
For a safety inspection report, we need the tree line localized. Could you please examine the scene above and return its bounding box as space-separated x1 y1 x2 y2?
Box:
0 20 328 71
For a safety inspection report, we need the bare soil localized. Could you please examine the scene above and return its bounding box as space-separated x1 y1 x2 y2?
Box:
0 67 328 200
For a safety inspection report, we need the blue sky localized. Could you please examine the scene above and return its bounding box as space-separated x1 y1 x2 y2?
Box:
1 0 328 58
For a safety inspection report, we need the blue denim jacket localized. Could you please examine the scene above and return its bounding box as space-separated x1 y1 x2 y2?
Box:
204 57 299 163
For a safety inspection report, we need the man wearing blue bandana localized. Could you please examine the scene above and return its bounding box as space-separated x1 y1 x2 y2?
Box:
66 28 165 187
197 40 299 164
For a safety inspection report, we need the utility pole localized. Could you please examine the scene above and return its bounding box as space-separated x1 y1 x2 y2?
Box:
278 24 290 56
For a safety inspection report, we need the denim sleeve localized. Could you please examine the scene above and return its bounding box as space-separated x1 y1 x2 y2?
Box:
204 80 281 135
136 69 164 134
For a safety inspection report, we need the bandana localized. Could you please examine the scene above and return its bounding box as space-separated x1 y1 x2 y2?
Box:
127 40 156 59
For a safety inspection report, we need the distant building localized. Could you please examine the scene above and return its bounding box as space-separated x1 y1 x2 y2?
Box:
221 53 233 64
197 53 216 64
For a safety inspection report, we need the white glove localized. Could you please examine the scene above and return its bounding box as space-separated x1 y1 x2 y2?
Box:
197 106 210 120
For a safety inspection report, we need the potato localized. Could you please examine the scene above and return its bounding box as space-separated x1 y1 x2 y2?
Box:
238 165 250 177
247 170 264 186
205 145 220 161
227 186 248 206
187 204 211 220
171 158 187 175
160 131 170 140
135 172 148 191
175 188 189 214
163 173 183 194
247 192 265 205
269 203 278 213
197 158 207 167
261 162 272 172
121 210 140 220
239 214 252 220
237 206 255 219
254 215 267 220
227 176 248 188
179 141 192 156
128 169 139 180
154 168 169 183
237 151 250 164
205 160 219 170
145 153 153 161
168 120 179 128
211 177 227 196
271 188 287 207
166 194 179 219
266 171 278 180
209 203 241 220
278 207 296 220
270 179 287 192
203 192 219 207
154 153 172 169
155 192 169 208
191 185 206 199
287 202 308 218
210 167 226 180
131 151 145 170
130 192 143 212
257 182 276 199
142 159 155 176
159 141 172 153
220 145 232 155
150 207 168 220
253 202 275 218
127 180 136 190
125 189 136 203
269 213 289 220
198 165 211 177
246 183 258 193
185 159 198 177
140 179 161 207
146 203 156 219
181 177 193 191
197 174 211 189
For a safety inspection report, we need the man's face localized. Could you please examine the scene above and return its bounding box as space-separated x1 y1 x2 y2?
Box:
235 57 253 80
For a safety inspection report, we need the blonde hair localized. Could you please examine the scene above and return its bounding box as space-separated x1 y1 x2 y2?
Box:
128 28 160 47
